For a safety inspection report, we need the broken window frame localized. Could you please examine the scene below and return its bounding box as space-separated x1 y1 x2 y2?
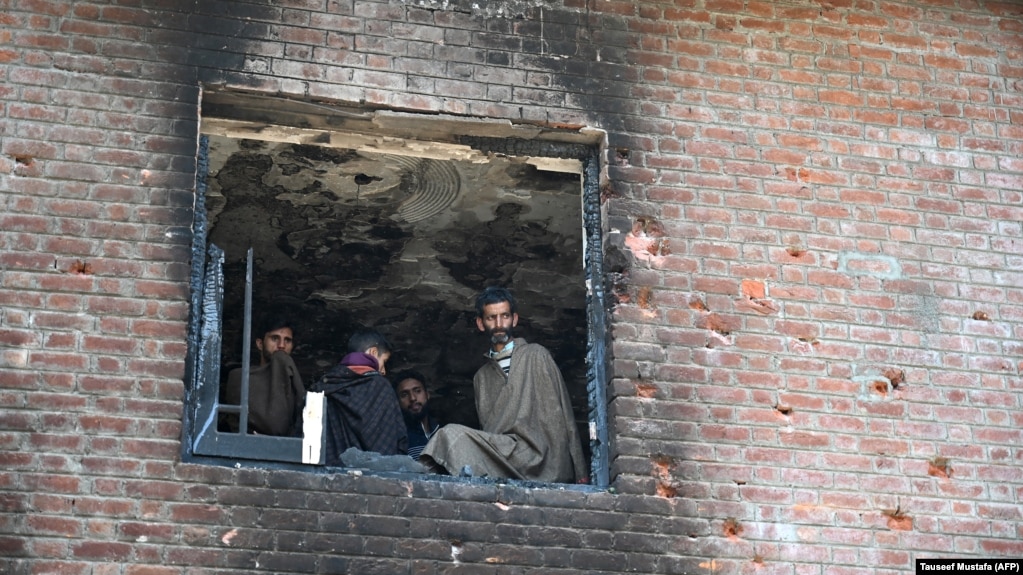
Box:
187 241 316 464
180 91 612 487
182 133 311 465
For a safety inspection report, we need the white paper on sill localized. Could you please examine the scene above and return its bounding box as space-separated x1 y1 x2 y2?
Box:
302 391 324 465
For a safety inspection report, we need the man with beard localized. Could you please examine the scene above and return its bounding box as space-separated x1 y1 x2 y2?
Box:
421 286 587 483
222 312 305 436
392 370 442 460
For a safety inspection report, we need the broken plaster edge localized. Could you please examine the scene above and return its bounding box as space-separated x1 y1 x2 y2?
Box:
201 117 591 171
201 117 492 163
372 110 605 146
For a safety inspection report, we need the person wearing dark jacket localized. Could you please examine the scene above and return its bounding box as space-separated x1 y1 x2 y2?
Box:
310 328 407 465
392 369 442 460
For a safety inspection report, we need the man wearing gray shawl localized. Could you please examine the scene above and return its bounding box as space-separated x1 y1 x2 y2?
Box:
421 287 587 484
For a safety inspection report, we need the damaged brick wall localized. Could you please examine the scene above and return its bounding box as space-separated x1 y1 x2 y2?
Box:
2 1 1022 574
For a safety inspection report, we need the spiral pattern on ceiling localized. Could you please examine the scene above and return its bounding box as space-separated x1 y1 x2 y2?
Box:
387 155 461 223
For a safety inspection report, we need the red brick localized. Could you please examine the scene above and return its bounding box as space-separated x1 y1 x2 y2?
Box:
130 319 186 339
779 430 830 449
31 311 93 331
26 515 82 537
29 352 89 371
0 329 40 347
71 541 133 561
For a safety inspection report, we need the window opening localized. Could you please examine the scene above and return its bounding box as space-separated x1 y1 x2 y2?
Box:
183 90 611 487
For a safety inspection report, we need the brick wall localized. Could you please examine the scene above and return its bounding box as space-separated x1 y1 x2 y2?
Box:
2 0 1022 573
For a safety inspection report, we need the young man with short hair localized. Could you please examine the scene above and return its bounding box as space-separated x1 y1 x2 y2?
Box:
310 328 407 464
222 313 305 436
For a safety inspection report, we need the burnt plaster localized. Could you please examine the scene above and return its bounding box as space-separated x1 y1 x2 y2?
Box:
404 0 551 18
203 135 590 437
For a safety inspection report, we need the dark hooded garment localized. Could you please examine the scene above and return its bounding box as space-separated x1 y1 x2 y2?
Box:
310 352 407 465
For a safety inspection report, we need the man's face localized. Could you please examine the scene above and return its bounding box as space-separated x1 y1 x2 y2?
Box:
256 326 294 363
396 378 429 418
476 301 518 347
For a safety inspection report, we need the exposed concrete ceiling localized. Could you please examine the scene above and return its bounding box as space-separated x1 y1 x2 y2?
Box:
201 113 593 435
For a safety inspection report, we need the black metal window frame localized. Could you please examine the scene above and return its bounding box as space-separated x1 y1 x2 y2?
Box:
181 121 613 487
